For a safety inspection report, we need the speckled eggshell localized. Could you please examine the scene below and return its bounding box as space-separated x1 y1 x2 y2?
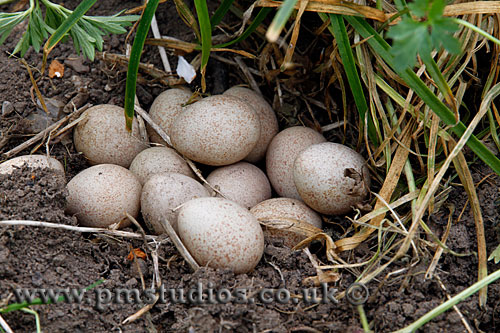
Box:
177 197 264 274
129 147 195 185
223 86 278 162
266 126 326 200
205 162 272 209
293 142 370 215
147 88 194 145
250 198 322 247
170 95 260 166
141 173 210 234
74 104 148 168
66 164 142 228
0 155 64 175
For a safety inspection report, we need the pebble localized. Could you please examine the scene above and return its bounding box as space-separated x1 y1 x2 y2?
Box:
64 56 90 73
13 101 27 113
1 101 14 117
125 278 138 288
37 97 65 118
32 271 44 287
130 258 149 278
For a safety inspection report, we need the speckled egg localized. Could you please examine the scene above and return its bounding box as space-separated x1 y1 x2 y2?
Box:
66 164 142 228
141 173 210 234
73 104 148 167
223 86 278 162
266 126 326 200
177 197 264 274
205 162 272 209
129 147 195 185
293 142 370 215
250 198 322 247
147 88 194 145
0 155 64 175
170 95 260 166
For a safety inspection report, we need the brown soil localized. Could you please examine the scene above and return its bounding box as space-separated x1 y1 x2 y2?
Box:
1 1 500 332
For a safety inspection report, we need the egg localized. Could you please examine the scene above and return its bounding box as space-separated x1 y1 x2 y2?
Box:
73 104 148 168
266 126 326 200
223 86 278 162
129 147 195 185
0 155 64 175
170 95 260 166
147 88 194 145
141 173 210 234
250 198 322 247
66 164 142 228
205 162 272 209
293 142 370 215
177 197 264 274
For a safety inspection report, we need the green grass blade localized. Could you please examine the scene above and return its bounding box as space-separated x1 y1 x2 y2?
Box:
395 268 500 332
453 18 500 47
194 0 212 92
20 308 41 333
210 0 234 30
420 52 455 109
173 0 200 40
266 0 298 42
124 0 160 131
214 7 271 48
329 14 378 145
42 0 96 67
345 15 500 175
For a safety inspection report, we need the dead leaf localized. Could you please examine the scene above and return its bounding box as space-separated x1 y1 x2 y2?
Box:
303 270 340 286
49 60 64 79
127 248 147 261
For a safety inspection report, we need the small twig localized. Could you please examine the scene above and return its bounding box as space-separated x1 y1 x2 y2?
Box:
321 121 345 132
50 114 87 140
0 314 13 333
128 244 146 291
435 275 474 333
2 103 91 159
122 293 159 325
151 14 171 73
125 212 149 291
210 54 262 77
122 249 162 325
133 103 172 146
234 56 262 96
133 104 226 198
97 52 183 86
125 213 150 249
267 260 285 285
20 58 48 115
0 220 158 240
158 218 199 271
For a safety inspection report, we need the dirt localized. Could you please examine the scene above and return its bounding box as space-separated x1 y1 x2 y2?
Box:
1 0 500 332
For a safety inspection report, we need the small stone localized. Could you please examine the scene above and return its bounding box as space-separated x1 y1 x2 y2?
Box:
1 101 14 117
63 92 89 114
402 303 415 317
52 254 67 266
13 101 27 113
32 271 44 287
26 110 56 133
130 258 149 278
37 97 65 118
125 278 138 288
64 56 90 73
